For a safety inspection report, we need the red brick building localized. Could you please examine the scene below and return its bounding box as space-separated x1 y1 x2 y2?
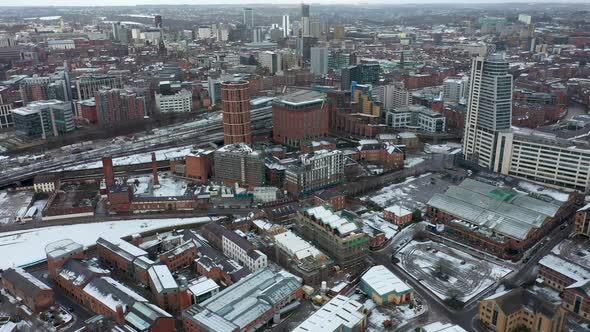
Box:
537 254 590 292
159 241 199 272
575 205 590 237
562 280 590 321
1 268 55 312
222 80 252 145
185 150 213 184
384 205 413 225
273 90 329 148
313 191 346 211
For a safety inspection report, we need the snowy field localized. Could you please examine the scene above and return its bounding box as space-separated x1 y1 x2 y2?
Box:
516 181 570 202
0 190 34 225
0 217 214 269
551 237 590 268
397 240 512 302
128 172 191 197
361 173 432 208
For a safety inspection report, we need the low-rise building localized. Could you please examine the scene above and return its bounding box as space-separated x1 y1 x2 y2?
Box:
479 288 567 332
385 105 445 133
313 191 346 211
575 204 590 237
182 268 302 332
188 277 220 303
148 265 191 312
562 279 590 321
384 205 413 225
427 179 577 260
33 174 60 193
360 265 414 305
537 254 590 291
201 223 268 272
418 322 468 332
125 301 176 332
1 268 54 312
292 295 367 332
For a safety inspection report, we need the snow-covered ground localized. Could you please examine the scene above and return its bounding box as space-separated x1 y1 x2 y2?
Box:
404 157 425 168
0 217 214 269
0 190 34 224
397 240 512 302
349 293 426 331
128 172 191 197
361 173 431 208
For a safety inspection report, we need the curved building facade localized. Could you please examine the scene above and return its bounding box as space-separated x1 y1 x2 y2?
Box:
221 81 252 145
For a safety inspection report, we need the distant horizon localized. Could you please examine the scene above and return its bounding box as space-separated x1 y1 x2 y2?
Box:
2 0 590 7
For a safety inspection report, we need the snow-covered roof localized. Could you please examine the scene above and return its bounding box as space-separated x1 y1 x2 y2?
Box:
274 231 323 261
421 322 468 332
188 277 220 297
45 239 83 260
292 295 365 332
361 265 413 296
539 254 590 282
97 237 148 262
385 204 412 216
305 206 359 236
83 277 147 312
148 265 178 294
183 268 301 331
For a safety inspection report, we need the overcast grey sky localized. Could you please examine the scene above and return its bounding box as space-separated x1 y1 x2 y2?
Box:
3 0 584 6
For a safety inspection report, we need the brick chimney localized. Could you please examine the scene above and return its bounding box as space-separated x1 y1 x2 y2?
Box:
151 152 159 186
102 156 115 190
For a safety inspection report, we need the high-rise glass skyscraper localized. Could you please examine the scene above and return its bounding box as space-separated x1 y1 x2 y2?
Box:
301 4 310 37
462 54 513 169
282 15 290 37
243 8 254 28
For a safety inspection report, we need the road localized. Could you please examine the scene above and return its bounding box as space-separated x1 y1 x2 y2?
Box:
370 218 575 331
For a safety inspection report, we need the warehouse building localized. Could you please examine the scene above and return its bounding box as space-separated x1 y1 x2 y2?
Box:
360 265 414 305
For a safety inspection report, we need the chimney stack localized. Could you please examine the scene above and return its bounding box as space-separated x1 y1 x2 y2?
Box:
151 152 159 186
102 157 115 190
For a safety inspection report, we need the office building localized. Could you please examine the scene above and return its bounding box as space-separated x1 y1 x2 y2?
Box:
154 15 162 28
301 4 310 36
479 288 566 332
95 88 146 126
12 100 74 140
272 90 328 147
0 103 13 128
221 80 252 145
310 47 329 76
282 15 290 37
76 74 122 101
518 14 532 25
333 25 345 40
243 8 254 28
258 51 281 74
328 50 351 71
207 77 221 106
155 89 192 113
385 105 446 133
295 205 369 274
293 295 367 332
213 143 265 188
462 54 513 170
341 65 362 91
182 268 302 332
443 76 469 103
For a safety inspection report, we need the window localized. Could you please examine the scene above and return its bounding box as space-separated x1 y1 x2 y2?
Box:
492 305 499 327
574 295 582 314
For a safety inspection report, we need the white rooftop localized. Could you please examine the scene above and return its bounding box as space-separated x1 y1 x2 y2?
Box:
305 206 359 236
274 231 323 261
385 204 412 216
189 277 220 297
539 254 590 282
148 265 178 293
292 295 366 332
361 265 413 295
421 322 468 332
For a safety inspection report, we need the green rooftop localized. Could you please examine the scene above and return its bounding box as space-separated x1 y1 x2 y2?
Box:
489 188 517 202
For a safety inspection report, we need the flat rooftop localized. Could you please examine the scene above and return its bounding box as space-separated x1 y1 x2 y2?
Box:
275 90 325 107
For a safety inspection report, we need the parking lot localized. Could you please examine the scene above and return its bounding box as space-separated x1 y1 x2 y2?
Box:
395 240 512 302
